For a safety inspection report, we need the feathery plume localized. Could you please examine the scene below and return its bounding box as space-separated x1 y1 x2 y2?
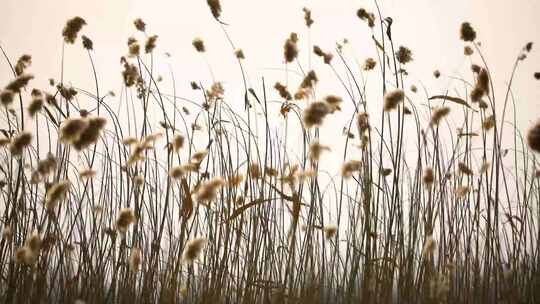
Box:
82 35 93 50
284 33 299 63
5 74 34 93
145 35 158 53
45 180 70 211
396 46 413 64
14 54 32 76
0 90 15 107
303 7 314 27
72 117 107 150
309 140 330 163
383 89 404 111
182 237 207 263
322 225 338 240
207 0 222 19
9 131 32 156
527 121 540 153
341 160 362 178
303 101 330 128
116 208 136 233
430 107 450 126
460 22 476 42
62 17 86 44
134 18 146 32
129 247 142 272
363 58 377 71
195 177 225 203
423 168 434 185
192 38 205 52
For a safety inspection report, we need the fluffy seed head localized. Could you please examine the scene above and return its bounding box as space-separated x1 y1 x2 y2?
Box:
172 134 185 152
383 89 405 111
81 35 93 50
341 160 362 178
5 74 34 93
396 46 413 64
430 107 450 126
284 33 299 63
309 140 330 163
60 118 89 143
0 90 15 107
527 121 540 153
62 17 86 44
460 22 476 42
274 82 292 100
182 237 207 263
423 168 434 185
422 235 436 257
303 7 314 27
303 101 330 128
116 208 136 233
14 54 32 76
207 0 222 19
458 162 473 176
145 35 158 53
45 180 70 211
192 38 205 52
133 18 146 32
363 58 377 71
323 225 338 240
129 248 142 272
72 117 107 150
195 177 225 203
9 131 32 156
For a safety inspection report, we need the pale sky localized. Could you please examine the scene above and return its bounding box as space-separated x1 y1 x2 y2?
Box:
1 0 539 175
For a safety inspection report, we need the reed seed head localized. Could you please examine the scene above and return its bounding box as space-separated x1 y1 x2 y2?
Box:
383 89 405 111
182 237 207 263
62 17 86 44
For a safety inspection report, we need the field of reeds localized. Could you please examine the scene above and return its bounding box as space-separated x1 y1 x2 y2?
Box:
1 1 540 303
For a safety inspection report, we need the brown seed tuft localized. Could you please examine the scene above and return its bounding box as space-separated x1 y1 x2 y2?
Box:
207 0 222 19
182 237 207 263
145 35 158 53
383 89 405 112
134 18 146 32
82 35 93 50
62 17 86 44
116 208 136 233
527 121 540 153
303 101 330 128
430 107 450 126
396 46 413 64
45 180 70 211
460 22 476 42
5 74 34 93
9 131 32 156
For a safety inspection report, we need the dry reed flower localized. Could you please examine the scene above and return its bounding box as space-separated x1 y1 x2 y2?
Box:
234 49 245 59
227 174 243 188
324 95 342 113
45 180 70 211
122 136 138 146
383 89 405 111
133 175 144 186
122 59 140 87
458 162 473 176
196 177 225 203
9 131 32 156
527 121 540 153
37 153 57 177
249 163 261 179
341 160 362 178
357 112 370 134
323 225 338 240
79 168 96 180
464 46 474 56
455 185 470 198
28 89 44 117
303 7 314 27
172 134 185 152
460 22 476 42
72 117 107 150
274 82 292 100
134 18 146 32
5 74 34 93
57 84 78 101
430 107 450 126
127 37 140 57
169 166 187 179
129 247 142 272
0 90 14 107
423 168 434 185
62 17 86 44
535 72 540 80
81 35 93 50
207 0 222 19
2 225 12 241
309 141 330 163
0 137 9 147
422 235 436 257
303 101 330 128
482 115 495 130
60 118 89 143
381 168 392 176
396 46 413 64
313 46 333 64
433 70 441 78
14 247 34 265
145 35 158 53
284 33 299 63
25 230 41 253
192 38 205 53
191 150 208 164
410 85 418 93
116 208 136 233
356 8 375 27
363 58 377 71
182 237 207 263
14 54 31 76
300 70 318 89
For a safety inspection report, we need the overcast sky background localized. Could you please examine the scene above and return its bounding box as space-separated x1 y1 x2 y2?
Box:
1 0 539 176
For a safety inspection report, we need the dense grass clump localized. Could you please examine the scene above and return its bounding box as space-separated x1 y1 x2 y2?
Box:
0 1 539 303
